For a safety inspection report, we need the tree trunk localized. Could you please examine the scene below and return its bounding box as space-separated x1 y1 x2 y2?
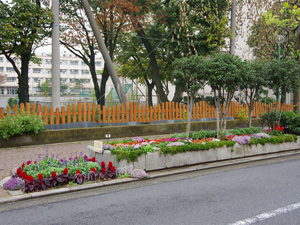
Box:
145 80 154 107
99 65 110 106
89 63 101 105
134 21 168 103
18 52 30 104
248 106 252 127
172 84 184 103
293 91 299 112
187 94 194 135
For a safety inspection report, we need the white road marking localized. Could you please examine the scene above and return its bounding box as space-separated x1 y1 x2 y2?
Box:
229 202 300 225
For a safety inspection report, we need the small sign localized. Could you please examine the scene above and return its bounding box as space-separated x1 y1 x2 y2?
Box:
94 141 103 153
106 134 111 138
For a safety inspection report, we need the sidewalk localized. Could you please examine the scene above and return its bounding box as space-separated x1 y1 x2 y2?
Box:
0 134 170 198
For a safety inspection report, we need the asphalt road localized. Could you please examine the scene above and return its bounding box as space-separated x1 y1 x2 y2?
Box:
1 157 300 225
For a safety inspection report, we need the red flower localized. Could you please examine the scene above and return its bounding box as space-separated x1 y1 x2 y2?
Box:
27 161 31 165
60 159 63 162
19 171 26 178
26 175 34 182
69 157 72 160
63 168 68 175
108 161 113 169
21 163 25 169
28 176 34 182
91 157 95 162
84 155 88 159
91 168 96 172
101 161 105 167
76 170 81 174
38 173 43 180
102 167 106 174
89 159 92 161
16 168 22 175
52 171 57 177
75 157 78 160
110 166 115 173
34 161 37 164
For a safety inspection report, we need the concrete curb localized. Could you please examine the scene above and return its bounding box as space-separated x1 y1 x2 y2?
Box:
1 148 300 205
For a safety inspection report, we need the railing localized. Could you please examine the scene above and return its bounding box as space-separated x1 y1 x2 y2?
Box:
0 101 294 125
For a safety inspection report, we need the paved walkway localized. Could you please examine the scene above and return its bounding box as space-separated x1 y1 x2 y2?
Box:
0 134 169 198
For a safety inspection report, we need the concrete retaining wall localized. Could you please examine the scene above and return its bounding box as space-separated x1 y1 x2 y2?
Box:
86 138 300 172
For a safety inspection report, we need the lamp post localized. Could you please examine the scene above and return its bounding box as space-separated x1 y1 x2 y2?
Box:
276 34 284 102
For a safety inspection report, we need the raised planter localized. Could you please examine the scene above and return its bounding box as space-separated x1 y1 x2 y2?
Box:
0 119 260 148
86 137 300 172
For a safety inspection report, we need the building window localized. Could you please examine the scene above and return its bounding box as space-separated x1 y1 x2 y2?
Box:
81 70 90 75
46 69 52 74
61 78 67 84
46 78 51 82
70 60 79 66
70 69 79 75
0 87 4 95
81 61 88 66
60 69 67 74
95 61 102 66
0 67 3 73
6 67 14 73
7 87 18 95
45 59 52 64
83 79 90 84
7 77 17 82
0 57 3 63
60 60 68 65
33 68 42 73
34 78 41 83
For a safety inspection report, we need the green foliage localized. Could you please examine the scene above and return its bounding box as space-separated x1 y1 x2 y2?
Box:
0 114 45 140
190 130 217 139
7 97 19 108
266 59 300 102
259 97 276 105
259 111 279 129
229 127 262 135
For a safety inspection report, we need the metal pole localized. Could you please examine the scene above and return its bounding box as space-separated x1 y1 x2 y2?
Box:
51 0 60 108
80 0 127 104
230 0 237 55
278 42 281 102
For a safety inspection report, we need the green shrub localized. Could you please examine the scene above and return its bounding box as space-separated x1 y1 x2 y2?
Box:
259 111 279 129
7 97 19 108
0 114 45 140
229 127 262 135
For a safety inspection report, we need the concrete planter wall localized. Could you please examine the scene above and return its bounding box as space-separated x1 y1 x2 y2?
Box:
87 137 300 172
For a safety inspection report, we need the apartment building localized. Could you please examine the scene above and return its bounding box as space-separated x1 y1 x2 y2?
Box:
0 52 104 96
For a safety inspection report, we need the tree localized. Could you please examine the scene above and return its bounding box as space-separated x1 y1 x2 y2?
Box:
60 0 133 106
119 0 230 104
38 80 52 97
0 0 53 104
240 59 267 127
263 0 300 111
266 59 300 119
206 53 244 137
171 55 207 134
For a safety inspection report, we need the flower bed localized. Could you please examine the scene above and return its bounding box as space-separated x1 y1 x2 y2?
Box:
87 130 299 172
5 154 117 192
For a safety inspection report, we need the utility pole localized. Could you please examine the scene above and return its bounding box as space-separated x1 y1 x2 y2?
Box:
230 0 237 55
80 0 127 104
51 0 60 109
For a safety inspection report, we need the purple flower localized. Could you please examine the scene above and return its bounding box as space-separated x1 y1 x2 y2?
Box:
102 144 115 151
232 136 251 145
166 142 185 147
251 133 270 140
131 137 145 142
128 169 149 178
3 177 25 190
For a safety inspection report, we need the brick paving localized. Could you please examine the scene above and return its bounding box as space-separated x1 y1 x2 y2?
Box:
0 134 169 198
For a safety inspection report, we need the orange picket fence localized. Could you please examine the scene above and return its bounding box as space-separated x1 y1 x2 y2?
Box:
0 101 295 125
